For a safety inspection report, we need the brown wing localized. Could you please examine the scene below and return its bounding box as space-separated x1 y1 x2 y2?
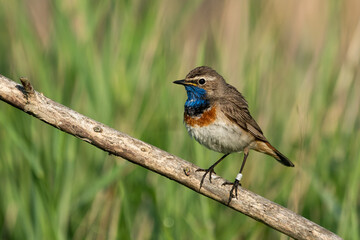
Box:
220 84 268 142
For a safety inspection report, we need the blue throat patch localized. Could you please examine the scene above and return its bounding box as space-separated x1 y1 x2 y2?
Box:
184 85 209 116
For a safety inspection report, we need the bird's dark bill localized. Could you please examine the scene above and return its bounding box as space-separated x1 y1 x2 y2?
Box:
173 79 186 85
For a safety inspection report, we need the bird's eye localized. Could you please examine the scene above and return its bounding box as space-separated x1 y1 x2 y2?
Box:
198 78 206 85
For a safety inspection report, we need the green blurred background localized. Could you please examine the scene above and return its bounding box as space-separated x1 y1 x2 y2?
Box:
0 0 359 239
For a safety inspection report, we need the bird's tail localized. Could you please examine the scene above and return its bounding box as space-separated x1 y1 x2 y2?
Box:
254 141 295 167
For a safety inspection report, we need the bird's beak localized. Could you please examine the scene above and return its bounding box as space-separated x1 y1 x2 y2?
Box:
173 79 196 86
173 79 186 85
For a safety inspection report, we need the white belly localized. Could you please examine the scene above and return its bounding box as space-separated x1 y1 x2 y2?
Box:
185 119 254 154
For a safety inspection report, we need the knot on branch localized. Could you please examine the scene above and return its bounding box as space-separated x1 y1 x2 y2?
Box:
19 77 35 96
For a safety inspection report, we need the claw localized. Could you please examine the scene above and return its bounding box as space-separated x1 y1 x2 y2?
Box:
222 180 241 204
195 154 230 190
196 167 216 189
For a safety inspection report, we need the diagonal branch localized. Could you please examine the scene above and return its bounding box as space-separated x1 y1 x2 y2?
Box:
0 74 342 240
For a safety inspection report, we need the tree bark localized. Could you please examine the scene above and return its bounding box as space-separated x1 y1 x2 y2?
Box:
0 74 342 240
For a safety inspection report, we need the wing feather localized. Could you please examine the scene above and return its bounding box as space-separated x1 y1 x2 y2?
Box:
220 84 267 142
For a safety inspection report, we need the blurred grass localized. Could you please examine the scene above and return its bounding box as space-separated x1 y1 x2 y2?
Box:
0 0 359 239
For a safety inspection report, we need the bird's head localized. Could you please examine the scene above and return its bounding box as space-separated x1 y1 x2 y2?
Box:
173 66 226 101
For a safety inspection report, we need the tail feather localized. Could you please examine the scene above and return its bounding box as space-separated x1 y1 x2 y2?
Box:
255 141 295 167
270 145 295 167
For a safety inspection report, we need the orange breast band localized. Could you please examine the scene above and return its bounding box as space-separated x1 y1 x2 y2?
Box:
184 106 217 127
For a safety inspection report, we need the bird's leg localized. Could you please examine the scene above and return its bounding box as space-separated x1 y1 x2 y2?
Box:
196 153 230 189
222 150 249 204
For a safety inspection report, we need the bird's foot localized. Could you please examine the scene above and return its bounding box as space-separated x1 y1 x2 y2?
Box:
195 167 216 189
222 179 241 204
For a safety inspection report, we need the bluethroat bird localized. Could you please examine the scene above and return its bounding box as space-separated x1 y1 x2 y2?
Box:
174 66 294 203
